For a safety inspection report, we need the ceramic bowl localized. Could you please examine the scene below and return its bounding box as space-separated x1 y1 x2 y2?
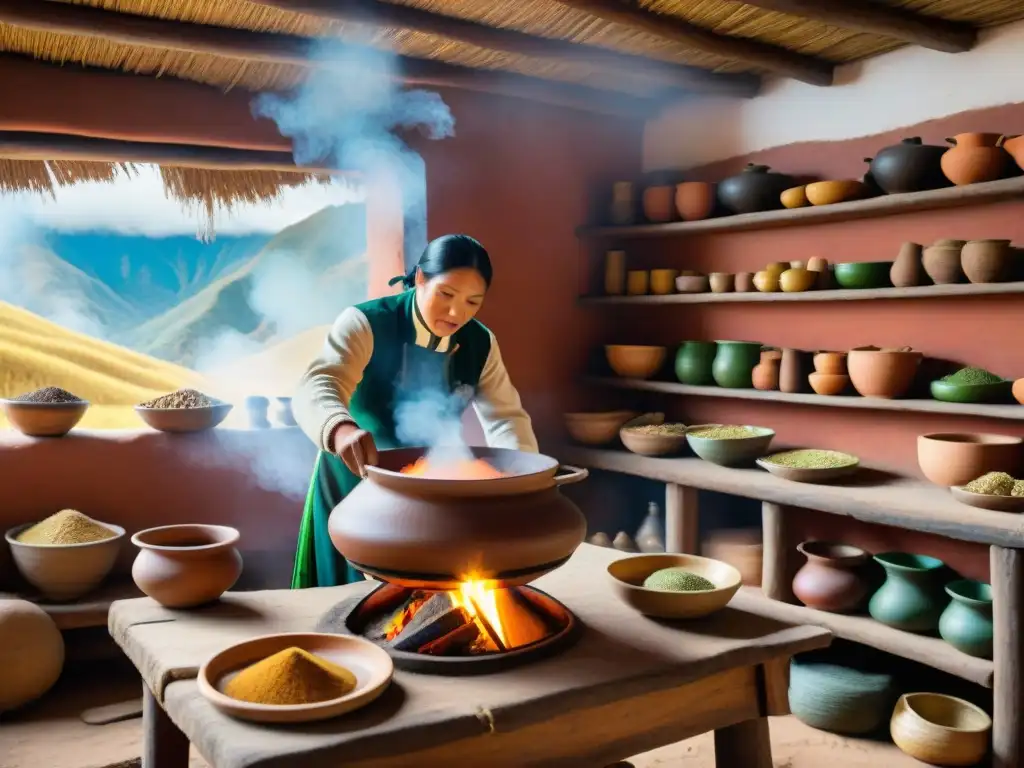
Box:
847 347 922 399
619 423 688 457
674 275 709 293
649 269 679 295
0 400 90 438
5 520 125 602
917 432 1023 487
890 692 991 767
607 553 741 620
135 403 233 433
790 646 896 735
709 273 733 293
930 378 1013 404
806 180 867 206
605 345 667 380
949 485 1024 512
833 261 893 289
685 424 775 466
563 411 638 446
756 450 860 484
809 372 850 396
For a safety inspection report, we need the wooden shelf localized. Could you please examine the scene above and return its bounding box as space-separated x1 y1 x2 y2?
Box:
578 176 1024 239
580 281 1024 306
733 586 994 688
584 376 1024 421
556 446 1024 548
0 579 141 630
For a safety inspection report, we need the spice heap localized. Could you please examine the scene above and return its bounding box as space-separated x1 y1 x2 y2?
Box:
643 567 716 592
688 425 763 440
964 471 1024 497
223 647 356 705
139 389 217 409
16 509 117 545
762 449 858 470
941 367 1005 385
624 423 688 436
10 387 83 404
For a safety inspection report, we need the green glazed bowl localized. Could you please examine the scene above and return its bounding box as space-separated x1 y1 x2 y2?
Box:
930 379 1013 404
685 424 775 466
833 261 893 289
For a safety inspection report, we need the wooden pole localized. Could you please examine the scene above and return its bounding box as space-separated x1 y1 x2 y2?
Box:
991 545 1023 768
142 684 189 768
665 483 698 554
761 502 794 603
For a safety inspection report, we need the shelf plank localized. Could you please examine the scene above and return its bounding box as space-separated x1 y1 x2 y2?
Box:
732 586 994 688
578 176 1024 239
580 281 1024 305
584 376 1024 421
0 579 141 630
555 446 1024 548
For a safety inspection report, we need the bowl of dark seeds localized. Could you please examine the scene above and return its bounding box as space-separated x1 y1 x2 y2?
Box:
134 388 233 433
756 448 861 484
1 387 89 437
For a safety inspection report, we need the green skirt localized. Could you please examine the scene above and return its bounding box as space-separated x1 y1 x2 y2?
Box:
290 451 365 589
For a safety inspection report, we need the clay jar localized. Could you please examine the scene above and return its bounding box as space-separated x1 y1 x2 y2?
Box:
847 346 922 399
890 242 924 288
813 351 847 375
734 272 755 292
792 541 871 613
868 552 947 633
675 181 715 221
941 133 1010 186
711 341 763 388
938 579 993 659
675 341 718 386
922 240 966 284
752 349 781 391
779 348 805 394
642 185 675 223
961 239 1012 283
868 137 948 194
131 524 243 609
328 447 588 589
716 164 796 215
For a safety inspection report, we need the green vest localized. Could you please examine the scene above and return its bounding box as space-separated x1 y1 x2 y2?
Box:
291 290 493 588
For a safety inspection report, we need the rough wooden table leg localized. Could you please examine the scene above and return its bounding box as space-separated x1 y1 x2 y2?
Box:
761 502 795 603
991 546 1023 768
142 683 190 768
665 483 698 554
713 717 772 768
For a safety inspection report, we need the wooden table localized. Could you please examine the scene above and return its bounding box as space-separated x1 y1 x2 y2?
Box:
107 544 831 768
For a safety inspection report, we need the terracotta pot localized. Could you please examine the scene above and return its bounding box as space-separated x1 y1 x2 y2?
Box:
917 432 1023 487
961 239 1012 283
813 351 847 375
752 349 781 391
847 347 922 399
734 272 755 292
941 133 1011 186
674 181 715 221
792 541 870 613
890 242 924 288
1003 134 1024 171
716 164 796 215
642 185 675 223
131 524 243 609
868 137 949 194
779 348 805 394
709 272 733 293
808 372 850 396
328 447 588 589
922 243 965 284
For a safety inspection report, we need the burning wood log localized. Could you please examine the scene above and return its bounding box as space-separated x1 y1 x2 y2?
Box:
418 621 481 655
468 596 508 653
493 588 551 649
392 605 470 652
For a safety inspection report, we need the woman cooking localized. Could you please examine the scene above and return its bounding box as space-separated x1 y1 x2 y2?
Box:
291 234 539 588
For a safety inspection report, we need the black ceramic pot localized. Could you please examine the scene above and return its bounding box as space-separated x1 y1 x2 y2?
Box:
717 163 796 215
868 137 949 194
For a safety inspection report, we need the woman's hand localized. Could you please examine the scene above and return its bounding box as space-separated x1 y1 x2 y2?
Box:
330 422 379 477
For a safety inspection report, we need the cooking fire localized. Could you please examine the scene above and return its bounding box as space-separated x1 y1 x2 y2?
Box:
398 455 506 479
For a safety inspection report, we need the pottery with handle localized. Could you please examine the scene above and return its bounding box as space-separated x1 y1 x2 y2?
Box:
938 579 993 659
792 541 871 613
868 552 948 633
940 132 1011 186
131 524 243 609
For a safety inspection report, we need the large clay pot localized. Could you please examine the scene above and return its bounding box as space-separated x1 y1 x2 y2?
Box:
890 242 924 288
792 541 870 613
675 341 718 386
642 185 675 223
675 181 715 221
789 646 896 735
779 348 805 394
847 346 921 399
868 552 948 633
939 579 993 659
329 447 588 589
922 242 966 284
716 164 796 215
941 133 1011 186
961 239 1012 283
711 341 763 388
131 524 243 608
751 349 781 391
868 137 949 194
0 598 64 713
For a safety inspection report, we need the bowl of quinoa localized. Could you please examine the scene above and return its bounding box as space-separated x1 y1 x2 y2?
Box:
1 387 90 437
134 388 233 433
685 424 775 466
757 449 860 483
950 471 1024 512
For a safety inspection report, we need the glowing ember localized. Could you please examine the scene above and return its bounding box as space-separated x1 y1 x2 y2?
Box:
452 580 508 648
399 456 505 479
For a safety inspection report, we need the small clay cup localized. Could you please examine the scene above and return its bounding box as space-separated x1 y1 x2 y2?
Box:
650 268 679 295
709 273 734 293
674 182 715 221
735 272 755 292
813 351 847 375
922 243 965 284
961 239 1012 283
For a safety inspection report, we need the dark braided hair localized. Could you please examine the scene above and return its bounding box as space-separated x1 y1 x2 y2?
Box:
389 234 493 290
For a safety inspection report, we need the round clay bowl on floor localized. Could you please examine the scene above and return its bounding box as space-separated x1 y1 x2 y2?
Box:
808 372 850 396
5 521 125 602
134 403 233 433
789 646 896 735
890 692 991 766
833 261 893 289
930 378 1013 404
805 180 866 206
686 425 775 466
619 424 688 457
198 632 393 724
917 433 1023 487
0 400 89 438
605 345 667 379
949 485 1024 512
756 451 860 484
847 348 922 399
563 411 638 446
131 524 243 608
607 553 741 620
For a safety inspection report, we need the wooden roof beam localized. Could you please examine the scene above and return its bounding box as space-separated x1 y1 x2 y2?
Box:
251 0 761 96
728 0 977 54
550 0 834 85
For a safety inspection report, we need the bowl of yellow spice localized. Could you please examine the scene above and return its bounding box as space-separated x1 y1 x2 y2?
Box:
607 553 742 620
950 471 1024 512
198 632 394 724
5 509 125 601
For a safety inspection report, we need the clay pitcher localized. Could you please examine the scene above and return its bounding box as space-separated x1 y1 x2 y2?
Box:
674 181 716 221
751 349 781 391
890 242 924 288
779 348 804 394
131 524 243 609
792 541 870 613
941 133 1011 186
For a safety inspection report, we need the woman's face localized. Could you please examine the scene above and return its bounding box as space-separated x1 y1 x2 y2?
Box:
415 267 487 337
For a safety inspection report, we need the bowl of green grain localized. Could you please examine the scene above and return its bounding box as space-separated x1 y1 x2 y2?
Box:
685 424 775 466
950 471 1024 512
607 553 742 620
930 367 1013 404
756 449 861 483
620 421 689 457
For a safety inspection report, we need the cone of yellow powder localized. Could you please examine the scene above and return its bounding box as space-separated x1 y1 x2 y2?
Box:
223 647 357 706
